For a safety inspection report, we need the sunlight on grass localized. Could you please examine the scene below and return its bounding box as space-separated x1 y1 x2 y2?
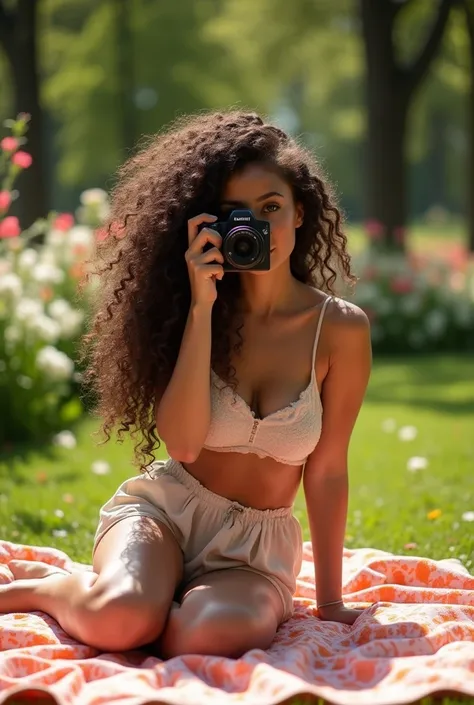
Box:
1 356 473 572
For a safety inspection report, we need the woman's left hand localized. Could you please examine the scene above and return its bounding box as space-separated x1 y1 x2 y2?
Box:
318 603 366 625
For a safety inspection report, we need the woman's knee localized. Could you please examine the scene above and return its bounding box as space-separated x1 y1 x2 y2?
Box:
161 601 277 659
78 582 170 651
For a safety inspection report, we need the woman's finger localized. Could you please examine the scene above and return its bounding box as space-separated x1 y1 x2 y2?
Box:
187 213 218 247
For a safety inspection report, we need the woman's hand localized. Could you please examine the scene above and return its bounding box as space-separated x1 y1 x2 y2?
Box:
185 213 224 307
318 603 366 625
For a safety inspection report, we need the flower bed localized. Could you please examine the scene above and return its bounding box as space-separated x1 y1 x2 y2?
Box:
351 246 474 353
0 116 104 445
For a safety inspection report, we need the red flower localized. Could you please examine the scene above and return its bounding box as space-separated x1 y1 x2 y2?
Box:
12 150 32 169
0 191 11 211
0 136 18 152
0 216 21 238
390 275 414 294
54 212 75 231
365 219 385 240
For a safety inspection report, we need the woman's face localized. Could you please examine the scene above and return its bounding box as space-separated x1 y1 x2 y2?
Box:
219 162 304 273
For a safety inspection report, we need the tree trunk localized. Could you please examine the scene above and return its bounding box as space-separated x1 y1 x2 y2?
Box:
114 0 136 153
0 0 48 228
360 0 456 250
466 1 474 252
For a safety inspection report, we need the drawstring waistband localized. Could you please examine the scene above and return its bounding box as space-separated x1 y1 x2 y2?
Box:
150 457 293 522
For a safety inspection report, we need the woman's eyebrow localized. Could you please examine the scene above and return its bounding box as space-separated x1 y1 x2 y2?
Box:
221 191 284 206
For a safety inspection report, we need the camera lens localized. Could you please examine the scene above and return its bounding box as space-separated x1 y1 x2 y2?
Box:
234 237 253 257
224 227 264 270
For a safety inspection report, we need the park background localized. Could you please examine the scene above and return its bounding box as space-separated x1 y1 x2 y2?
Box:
0 0 473 651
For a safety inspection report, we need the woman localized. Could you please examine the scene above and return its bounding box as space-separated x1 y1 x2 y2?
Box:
1 110 372 659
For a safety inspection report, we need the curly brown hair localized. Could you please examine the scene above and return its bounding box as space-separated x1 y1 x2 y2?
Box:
79 109 356 472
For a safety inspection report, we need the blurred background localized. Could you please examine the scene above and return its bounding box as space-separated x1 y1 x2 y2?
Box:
0 0 474 443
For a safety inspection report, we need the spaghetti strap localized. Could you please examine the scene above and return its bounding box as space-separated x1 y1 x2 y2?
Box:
311 295 332 368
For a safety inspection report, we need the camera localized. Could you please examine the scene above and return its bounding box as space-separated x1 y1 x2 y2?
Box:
200 209 271 271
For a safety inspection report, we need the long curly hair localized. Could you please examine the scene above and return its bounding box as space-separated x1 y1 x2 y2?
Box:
79 109 356 471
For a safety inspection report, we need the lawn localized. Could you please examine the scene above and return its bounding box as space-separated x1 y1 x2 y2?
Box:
1 354 473 705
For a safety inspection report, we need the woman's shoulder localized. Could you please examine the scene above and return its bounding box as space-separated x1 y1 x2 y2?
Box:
306 287 369 330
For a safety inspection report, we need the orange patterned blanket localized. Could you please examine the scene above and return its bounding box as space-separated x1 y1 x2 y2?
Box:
1 540 473 705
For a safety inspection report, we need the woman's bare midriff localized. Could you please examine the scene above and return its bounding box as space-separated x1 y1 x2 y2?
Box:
180 286 331 511
182 449 303 510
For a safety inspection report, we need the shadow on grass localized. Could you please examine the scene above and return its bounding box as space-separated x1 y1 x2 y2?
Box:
367 355 474 415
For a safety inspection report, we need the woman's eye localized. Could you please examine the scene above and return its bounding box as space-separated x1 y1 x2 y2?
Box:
263 203 280 213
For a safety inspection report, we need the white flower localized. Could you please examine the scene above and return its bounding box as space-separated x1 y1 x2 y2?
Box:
17 248 38 272
39 249 58 266
32 262 65 285
47 299 85 338
69 226 93 249
45 229 66 248
424 309 447 338
28 314 61 343
17 375 33 389
407 456 428 472
52 430 77 449
91 460 111 475
52 529 68 538
398 425 418 441
36 346 74 382
14 297 43 323
54 509 64 518
461 511 474 522
48 298 71 320
382 418 396 433
59 309 84 338
80 188 108 206
0 273 22 299
4 325 22 344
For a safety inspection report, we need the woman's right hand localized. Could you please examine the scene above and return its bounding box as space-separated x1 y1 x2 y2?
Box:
185 213 224 307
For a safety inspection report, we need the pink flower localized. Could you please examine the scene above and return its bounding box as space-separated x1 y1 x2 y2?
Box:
0 216 21 238
54 212 74 231
390 275 414 294
0 191 11 211
12 150 32 169
96 221 126 242
95 226 108 242
0 136 18 152
365 219 385 240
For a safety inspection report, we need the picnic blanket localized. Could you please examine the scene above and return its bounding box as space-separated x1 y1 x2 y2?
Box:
0 540 473 705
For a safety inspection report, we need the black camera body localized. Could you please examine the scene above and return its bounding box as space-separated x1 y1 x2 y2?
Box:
201 209 271 271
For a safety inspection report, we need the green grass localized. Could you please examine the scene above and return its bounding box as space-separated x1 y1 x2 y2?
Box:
1 355 473 565
1 355 473 705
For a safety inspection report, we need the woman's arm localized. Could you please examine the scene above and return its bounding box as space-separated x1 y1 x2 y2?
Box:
155 213 224 463
303 301 372 620
155 303 213 462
